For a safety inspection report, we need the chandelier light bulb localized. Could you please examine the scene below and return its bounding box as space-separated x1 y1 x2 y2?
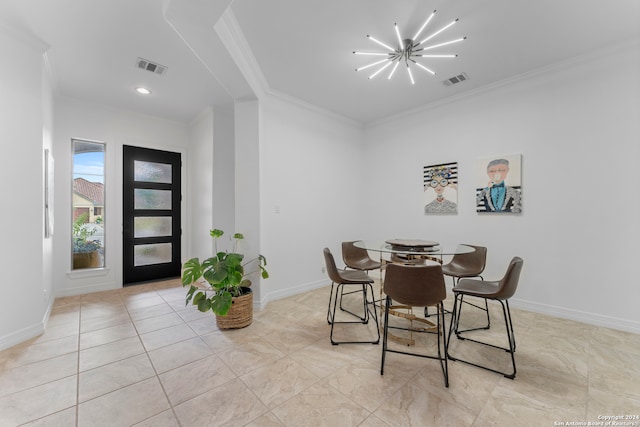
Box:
355 11 464 84
413 10 437 41
394 23 404 51
413 61 436 75
369 60 394 79
388 61 400 79
367 35 395 52
356 58 391 72
419 54 458 58
418 19 459 46
406 63 415 85
353 51 390 56
417 37 466 52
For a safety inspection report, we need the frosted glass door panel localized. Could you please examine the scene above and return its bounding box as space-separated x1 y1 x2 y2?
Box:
134 243 172 266
134 189 171 210
134 161 172 183
134 217 172 238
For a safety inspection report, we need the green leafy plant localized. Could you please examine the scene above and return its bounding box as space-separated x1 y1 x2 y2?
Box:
72 213 101 253
181 229 269 316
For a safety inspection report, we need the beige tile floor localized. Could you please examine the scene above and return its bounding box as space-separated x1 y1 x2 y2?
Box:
1 278 639 427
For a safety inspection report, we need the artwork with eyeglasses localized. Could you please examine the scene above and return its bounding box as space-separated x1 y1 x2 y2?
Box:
428 178 450 188
423 162 458 214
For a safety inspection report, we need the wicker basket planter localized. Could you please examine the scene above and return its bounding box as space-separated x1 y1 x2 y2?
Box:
215 288 253 329
181 229 268 330
73 250 101 269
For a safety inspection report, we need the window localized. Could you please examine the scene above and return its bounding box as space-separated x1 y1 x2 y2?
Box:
72 139 105 270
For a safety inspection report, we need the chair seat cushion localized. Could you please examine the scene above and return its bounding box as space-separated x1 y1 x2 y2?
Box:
338 269 374 284
442 263 481 277
348 259 382 271
453 278 501 298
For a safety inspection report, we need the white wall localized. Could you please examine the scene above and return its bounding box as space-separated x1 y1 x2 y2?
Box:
234 100 263 301
212 105 236 236
363 40 640 333
0 28 49 349
258 96 367 304
53 96 190 296
186 105 237 261
41 55 55 321
187 108 214 261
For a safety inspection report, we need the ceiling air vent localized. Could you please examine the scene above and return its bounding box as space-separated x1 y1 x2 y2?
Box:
442 72 468 87
136 57 167 75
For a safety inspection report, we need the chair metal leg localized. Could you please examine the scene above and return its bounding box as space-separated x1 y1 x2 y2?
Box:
438 303 449 387
329 283 380 345
380 296 391 374
343 268 383 307
337 284 369 322
381 298 449 387
446 293 517 379
327 282 336 324
504 300 517 352
455 295 491 333
365 282 380 344
329 283 367 324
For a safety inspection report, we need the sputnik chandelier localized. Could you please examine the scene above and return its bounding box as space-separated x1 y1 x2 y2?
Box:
353 10 465 84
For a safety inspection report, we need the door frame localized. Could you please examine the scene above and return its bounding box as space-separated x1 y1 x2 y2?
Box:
119 143 187 286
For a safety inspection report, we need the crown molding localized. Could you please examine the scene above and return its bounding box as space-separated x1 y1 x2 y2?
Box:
0 19 49 53
216 8 362 129
370 37 640 128
215 8 268 99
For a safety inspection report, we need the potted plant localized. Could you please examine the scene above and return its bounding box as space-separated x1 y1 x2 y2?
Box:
72 213 102 269
181 229 269 329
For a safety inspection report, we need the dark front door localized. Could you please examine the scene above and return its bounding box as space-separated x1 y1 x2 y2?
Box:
123 145 181 285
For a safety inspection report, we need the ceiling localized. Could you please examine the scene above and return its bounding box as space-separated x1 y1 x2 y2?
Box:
1 0 638 125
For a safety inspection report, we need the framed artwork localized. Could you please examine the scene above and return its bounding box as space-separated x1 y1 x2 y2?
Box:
423 162 458 214
476 154 522 213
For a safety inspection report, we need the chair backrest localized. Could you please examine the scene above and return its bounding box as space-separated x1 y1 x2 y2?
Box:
341 241 379 270
448 244 487 276
342 241 365 267
384 263 446 307
323 248 344 284
494 257 524 299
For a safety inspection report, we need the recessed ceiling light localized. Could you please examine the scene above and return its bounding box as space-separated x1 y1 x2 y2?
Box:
135 87 151 95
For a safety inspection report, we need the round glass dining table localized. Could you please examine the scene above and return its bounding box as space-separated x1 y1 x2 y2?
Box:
354 240 474 345
353 240 474 263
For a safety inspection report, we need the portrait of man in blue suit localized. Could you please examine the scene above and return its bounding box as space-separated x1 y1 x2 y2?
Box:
476 157 522 213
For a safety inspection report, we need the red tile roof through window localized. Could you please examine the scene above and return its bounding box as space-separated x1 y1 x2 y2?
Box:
73 178 104 205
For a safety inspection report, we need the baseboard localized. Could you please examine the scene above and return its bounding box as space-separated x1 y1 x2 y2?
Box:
510 297 640 335
49 276 639 335
256 278 328 310
0 322 45 352
0 294 57 351
55 281 120 298
255 281 639 335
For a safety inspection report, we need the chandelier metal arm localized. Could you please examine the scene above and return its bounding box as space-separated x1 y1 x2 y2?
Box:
413 37 467 53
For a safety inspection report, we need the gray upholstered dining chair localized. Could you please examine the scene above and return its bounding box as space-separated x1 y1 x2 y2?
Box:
446 256 524 379
341 241 383 310
381 263 449 387
440 244 488 319
441 244 487 286
324 248 380 345
341 241 382 273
